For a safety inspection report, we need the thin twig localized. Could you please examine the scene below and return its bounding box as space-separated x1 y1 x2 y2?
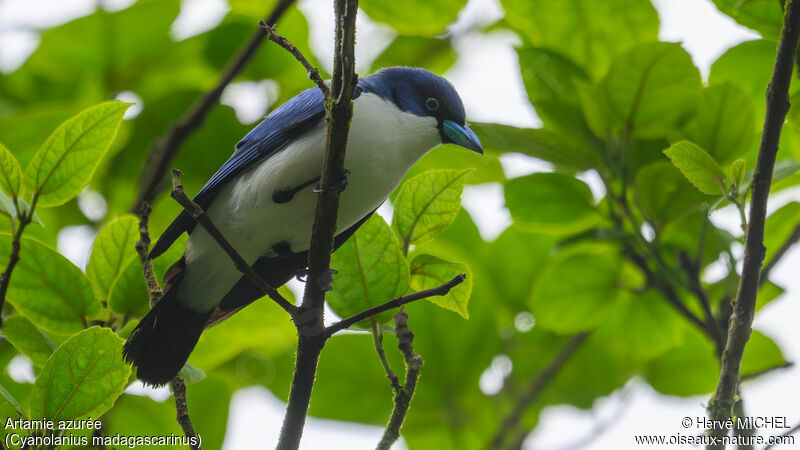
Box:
325 274 466 337
489 332 590 449
371 319 401 392
707 1 800 447
678 250 725 355
134 203 163 305
132 0 296 210
760 222 800 287
377 309 423 449
169 169 297 315
277 0 358 448
0 198 35 329
134 205 201 450
171 376 202 450
259 22 329 97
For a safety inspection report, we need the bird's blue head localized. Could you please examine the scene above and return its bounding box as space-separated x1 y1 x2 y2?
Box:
359 67 483 154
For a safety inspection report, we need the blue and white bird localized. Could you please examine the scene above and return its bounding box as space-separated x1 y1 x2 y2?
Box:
123 67 483 385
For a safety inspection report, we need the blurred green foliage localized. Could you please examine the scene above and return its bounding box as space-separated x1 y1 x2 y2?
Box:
0 1 798 449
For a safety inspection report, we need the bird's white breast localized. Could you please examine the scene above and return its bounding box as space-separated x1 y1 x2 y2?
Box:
178 92 440 311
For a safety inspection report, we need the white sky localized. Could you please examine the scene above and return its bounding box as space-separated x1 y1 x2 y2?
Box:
0 0 798 449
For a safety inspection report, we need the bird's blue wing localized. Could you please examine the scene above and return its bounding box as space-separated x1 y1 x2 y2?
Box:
150 86 326 258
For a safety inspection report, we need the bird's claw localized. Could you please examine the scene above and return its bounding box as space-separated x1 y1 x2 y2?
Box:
313 170 350 194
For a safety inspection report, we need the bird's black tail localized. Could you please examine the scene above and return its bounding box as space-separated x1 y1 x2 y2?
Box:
122 263 210 386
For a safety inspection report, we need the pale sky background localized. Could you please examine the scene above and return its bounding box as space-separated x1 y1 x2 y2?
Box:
0 0 798 449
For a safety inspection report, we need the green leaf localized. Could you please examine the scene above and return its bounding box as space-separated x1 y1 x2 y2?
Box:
484 228 554 309
409 254 471 318
359 0 466 35
595 290 685 361
0 142 23 199
500 0 659 78
601 43 702 138
0 383 25 417
178 363 206 385
86 215 139 302
470 122 602 171
730 159 746 187
328 215 410 326
2 316 56 368
764 201 800 268
664 141 727 195
643 327 718 396
530 245 622 333
684 83 756 165
0 191 16 219
29 327 131 421
373 36 456 75
741 330 787 377
709 40 783 121
393 169 472 249
15 198 43 226
23 101 130 207
504 172 598 234
712 0 783 40
189 287 295 371
517 46 590 130
634 163 707 231
107 242 184 317
0 234 100 334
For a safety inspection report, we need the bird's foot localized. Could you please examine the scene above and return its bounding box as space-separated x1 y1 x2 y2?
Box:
272 176 320 204
315 268 338 292
313 169 350 194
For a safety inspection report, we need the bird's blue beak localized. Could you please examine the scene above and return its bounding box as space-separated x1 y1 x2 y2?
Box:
443 120 483 155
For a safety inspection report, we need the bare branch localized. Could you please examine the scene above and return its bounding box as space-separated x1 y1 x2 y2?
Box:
134 204 201 449
169 169 297 315
259 22 329 98
278 0 358 447
489 332 590 449
132 0 296 210
325 274 466 337
134 202 163 306
171 376 202 450
707 1 800 447
0 197 36 329
377 309 423 449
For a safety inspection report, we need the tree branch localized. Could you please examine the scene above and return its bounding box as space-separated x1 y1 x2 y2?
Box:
259 22 329 98
276 0 358 448
759 221 800 287
171 376 202 450
132 0 296 210
325 274 466 337
169 169 296 315
377 309 423 449
134 204 201 450
489 332 590 449
707 1 800 447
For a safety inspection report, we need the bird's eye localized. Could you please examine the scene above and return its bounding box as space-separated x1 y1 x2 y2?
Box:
425 97 440 111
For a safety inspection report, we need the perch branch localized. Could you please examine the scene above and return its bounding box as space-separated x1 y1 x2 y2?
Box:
377 309 423 449
489 332 590 449
259 22 329 97
169 170 296 315
134 204 201 449
277 0 358 447
325 274 466 337
132 0 296 210
706 1 800 447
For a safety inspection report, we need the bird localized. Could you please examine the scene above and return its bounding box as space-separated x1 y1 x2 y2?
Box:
123 66 483 386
